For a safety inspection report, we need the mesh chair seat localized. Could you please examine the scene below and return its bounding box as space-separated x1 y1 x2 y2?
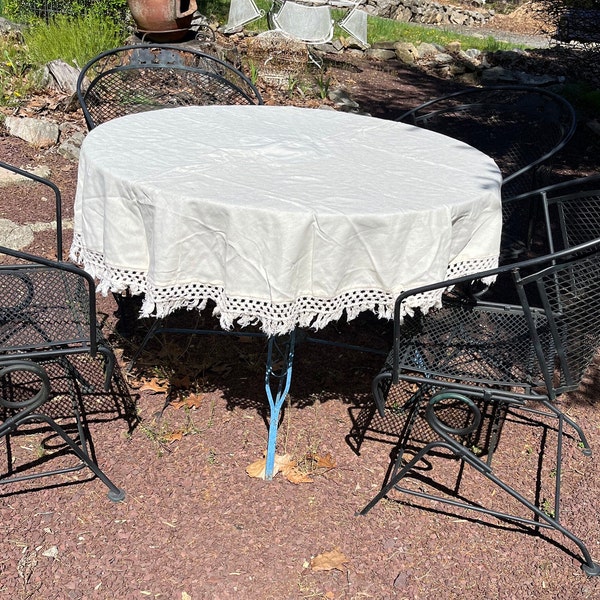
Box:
1 266 93 356
389 299 553 394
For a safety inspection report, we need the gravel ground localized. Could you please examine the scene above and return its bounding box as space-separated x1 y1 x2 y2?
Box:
0 20 599 598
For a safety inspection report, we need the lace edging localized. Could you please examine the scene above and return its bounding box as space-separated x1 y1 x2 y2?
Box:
70 236 498 336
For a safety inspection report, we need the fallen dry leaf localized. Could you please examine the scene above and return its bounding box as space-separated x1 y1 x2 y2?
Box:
310 548 349 572
139 377 170 393
283 467 313 484
314 453 337 469
162 429 185 443
246 454 295 479
171 393 203 410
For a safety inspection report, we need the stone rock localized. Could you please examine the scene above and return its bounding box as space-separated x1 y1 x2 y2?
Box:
379 0 494 27
376 0 399 18
372 41 399 50
464 48 482 59
422 7 443 24
394 41 419 64
415 42 440 58
517 72 563 85
45 59 80 94
4 117 60 148
433 52 454 65
445 41 462 53
58 132 86 162
0 218 34 249
455 71 481 86
481 66 561 85
456 50 482 71
480 66 521 84
0 16 24 33
366 48 397 61
0 165 51 187
393 5 412 20
449 62 467 75
434 65 452 78
328 87 360 109
0 217 71 251
449 12 467 25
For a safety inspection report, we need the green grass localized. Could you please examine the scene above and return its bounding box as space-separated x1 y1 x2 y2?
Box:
0 34 33 105
22 10 127 68
366 16 527 50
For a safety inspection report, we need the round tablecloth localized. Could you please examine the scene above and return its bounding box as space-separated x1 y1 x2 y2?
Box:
71 105 502 335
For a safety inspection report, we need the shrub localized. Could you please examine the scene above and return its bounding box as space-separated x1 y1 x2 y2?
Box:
22 9 127 68
2 0 128 22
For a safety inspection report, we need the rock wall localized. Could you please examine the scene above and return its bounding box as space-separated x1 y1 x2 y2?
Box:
363 0 495 28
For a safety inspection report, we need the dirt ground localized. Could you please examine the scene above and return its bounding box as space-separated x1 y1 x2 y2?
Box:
1 14 600 599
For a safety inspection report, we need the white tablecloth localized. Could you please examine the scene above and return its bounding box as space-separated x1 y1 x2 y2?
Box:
71 105 502 335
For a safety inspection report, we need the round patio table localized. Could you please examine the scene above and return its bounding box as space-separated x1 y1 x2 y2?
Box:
71 104 503 477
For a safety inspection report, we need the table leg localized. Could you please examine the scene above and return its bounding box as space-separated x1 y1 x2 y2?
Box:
264 330 296 479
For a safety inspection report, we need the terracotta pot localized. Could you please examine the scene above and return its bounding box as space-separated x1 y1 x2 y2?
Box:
128 0 198 42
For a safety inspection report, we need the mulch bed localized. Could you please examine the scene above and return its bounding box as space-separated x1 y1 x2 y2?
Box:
1 39 600 599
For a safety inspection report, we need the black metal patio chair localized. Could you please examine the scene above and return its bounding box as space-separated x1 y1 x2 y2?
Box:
0 160 124 501
358 236 600 576
397 86 577 260
76 43 264 130
397 85 576 199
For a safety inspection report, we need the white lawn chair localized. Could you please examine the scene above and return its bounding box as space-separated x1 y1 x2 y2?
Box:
269 0 335 44
225 0 265 32
337 0 369 47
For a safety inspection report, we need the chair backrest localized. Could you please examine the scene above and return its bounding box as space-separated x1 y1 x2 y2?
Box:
542 174 600 251
77 44 264 130
513 239 600 395
225 0 265 32
500 173 600 260
0 245 98 361
337 2 369 48
397 85 577 199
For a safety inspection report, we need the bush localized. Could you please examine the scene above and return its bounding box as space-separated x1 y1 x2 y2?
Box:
22 9 127 68
0 33 34 105
2 0 128 22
